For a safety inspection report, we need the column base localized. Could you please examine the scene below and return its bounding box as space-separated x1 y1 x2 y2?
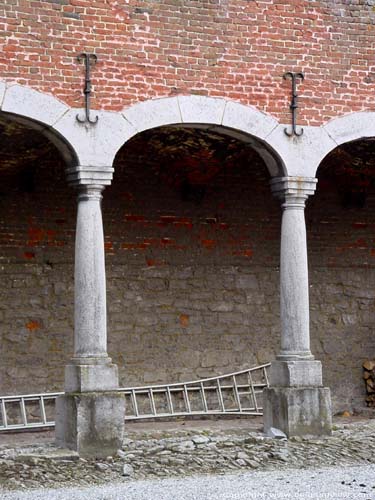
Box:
263 386 332 437
55 392 125 458
269 360 323 387
64 361 119 392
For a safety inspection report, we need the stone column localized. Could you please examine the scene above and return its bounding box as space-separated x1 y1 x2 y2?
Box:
263 177 332 437
55 167 125 458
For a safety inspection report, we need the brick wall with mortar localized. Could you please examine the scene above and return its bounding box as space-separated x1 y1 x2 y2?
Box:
2 0 375 125
1 119 375 413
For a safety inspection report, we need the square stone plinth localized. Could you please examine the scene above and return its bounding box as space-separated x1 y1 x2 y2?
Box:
269 360 323 387
263 386 332 437
64 362 119 392
55 392 125 458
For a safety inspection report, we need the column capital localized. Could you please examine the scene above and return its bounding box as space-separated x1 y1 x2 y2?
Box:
66 165 114 188
270 176 317 207
76 184 105 201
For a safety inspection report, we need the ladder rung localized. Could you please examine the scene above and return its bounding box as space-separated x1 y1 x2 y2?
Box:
248 371 259 412
183 384 191 413
200 382 208 413
166 386 174 414
232 376 242 411
131 390 139 417
148 389 156 415
1 399 8 428
40 397 47 424
20 398 27 426
217 379 225 412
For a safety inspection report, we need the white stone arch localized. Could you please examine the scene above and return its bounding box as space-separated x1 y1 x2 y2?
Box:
274 111 375 179
318 111 375 168
0 82 129 173
0 85 297 177
117 95 286 177
0 82 79 167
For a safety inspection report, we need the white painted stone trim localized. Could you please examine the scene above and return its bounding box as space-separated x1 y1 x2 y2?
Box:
265 125 337 178
120 95 283 175
66 165 114 186
178 95 226 125
310 112 375 175
2 84 69 128
270 176 318 199
0 83 80 168
5 83 375 181
0 81 6 108
222 100 278 140
323 111 375 147
53 109 137 169
123 97 182 132
121 95 279 140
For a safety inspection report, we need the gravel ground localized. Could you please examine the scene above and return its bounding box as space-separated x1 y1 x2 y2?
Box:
1 416 375 497
1 464 375 500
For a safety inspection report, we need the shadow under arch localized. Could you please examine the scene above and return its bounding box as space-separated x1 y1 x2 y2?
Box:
0 110 78 169
118 96 286 178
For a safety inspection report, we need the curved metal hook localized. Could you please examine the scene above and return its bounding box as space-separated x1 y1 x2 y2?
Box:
76 112 99 124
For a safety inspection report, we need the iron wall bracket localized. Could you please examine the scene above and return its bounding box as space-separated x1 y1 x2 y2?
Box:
283 72 304 137
76 53 99 125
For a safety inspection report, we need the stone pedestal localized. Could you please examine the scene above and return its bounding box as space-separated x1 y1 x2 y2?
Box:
55 392 125 458
269 360 323 387
263 359 332 436
264 177 332 437
263 386 332 437
64 359 120 393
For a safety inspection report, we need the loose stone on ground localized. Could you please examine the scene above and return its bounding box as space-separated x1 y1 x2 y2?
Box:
0 416 375 492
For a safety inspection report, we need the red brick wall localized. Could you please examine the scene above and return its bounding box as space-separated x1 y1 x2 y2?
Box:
1 0 375 124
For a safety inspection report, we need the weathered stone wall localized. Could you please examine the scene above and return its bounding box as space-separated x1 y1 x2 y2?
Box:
308 160 375 412
1 121 375 414
0 135 75 394
103 128 280 390
1 0 375 125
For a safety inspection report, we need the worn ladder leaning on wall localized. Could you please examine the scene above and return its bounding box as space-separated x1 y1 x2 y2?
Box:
0 363 270 432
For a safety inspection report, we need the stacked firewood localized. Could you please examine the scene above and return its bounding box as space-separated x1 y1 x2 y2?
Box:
363 359 375 407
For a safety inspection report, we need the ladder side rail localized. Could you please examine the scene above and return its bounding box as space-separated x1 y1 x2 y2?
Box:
2 392 63 401
148 388 157 416
263 366 270 387
117 364 271 393
124 409 263 421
